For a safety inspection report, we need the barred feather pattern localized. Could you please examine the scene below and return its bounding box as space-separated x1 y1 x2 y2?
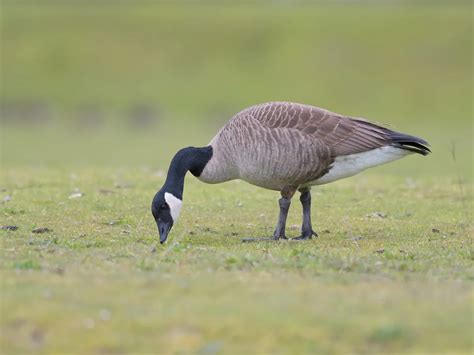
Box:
198 102 429 191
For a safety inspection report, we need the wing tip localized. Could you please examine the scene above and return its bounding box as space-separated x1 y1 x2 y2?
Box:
394 143 431 156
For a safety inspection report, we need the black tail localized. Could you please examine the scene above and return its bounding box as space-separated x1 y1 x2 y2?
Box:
388 131 431 156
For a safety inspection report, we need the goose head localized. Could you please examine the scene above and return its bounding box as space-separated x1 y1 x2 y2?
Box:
151 189 182 244
151 146 213 244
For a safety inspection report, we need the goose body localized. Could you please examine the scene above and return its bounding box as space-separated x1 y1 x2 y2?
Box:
152 102 430 244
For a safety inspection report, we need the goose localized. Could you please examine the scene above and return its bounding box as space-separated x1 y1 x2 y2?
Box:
152 101 430 244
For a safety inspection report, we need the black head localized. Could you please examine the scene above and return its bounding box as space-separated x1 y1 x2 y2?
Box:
151 189 174 244
151 146 211 244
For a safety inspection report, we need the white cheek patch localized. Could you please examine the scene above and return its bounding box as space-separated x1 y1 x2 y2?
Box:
164 192 183 222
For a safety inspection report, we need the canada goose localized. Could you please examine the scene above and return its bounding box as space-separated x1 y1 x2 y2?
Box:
152 102 430 244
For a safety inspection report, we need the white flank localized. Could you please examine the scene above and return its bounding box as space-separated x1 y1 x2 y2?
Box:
164 192 183 222
313 146 411 185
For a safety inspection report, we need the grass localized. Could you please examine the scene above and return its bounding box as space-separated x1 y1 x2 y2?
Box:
1 169 472 354
1 1 473 354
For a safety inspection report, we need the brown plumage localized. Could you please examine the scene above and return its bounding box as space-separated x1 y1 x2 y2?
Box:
153 101 430 243
199 102 429 193
241 101 428 156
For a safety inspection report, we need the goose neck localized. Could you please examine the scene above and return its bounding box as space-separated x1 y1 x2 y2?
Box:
163 146 213 198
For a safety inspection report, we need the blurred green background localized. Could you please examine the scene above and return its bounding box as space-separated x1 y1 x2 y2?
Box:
1 2 473 354
1 1 472 178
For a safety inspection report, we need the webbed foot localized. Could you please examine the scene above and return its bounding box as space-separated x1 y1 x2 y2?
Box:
241 235 287 243
292 230 318 241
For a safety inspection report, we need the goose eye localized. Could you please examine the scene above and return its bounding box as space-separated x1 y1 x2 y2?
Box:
161 204 167 209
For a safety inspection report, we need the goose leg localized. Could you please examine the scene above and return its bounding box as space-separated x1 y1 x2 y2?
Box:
241 193 293 243
272 196 291 240
293 189 317 240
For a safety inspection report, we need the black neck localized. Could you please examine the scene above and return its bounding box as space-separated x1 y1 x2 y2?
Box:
163 146 213 199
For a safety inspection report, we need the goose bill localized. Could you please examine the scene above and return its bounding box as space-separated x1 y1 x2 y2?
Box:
157 220 172 244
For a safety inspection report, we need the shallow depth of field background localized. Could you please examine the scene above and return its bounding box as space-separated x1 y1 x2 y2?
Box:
1 2 473 354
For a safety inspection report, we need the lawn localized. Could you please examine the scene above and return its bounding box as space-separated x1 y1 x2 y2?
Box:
1 170 472 353
1 2 473 354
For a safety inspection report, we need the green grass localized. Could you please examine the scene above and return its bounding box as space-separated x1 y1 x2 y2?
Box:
1 2 473 354
1 170 473 354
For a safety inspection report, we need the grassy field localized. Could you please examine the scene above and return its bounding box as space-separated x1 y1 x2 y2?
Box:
1 170 472 354
1 2 473 354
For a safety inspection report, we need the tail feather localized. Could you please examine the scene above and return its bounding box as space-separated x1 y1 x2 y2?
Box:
388 131 431 156
350 118 431 156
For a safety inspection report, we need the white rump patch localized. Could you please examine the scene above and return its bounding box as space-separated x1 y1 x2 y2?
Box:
314 146 411 185
164 192 183 222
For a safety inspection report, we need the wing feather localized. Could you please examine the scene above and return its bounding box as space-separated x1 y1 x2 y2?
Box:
243 102 391 156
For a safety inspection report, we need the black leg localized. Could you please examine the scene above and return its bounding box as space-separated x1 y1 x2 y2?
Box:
293 189 317 240
272 196 291 240
241 196 292 243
